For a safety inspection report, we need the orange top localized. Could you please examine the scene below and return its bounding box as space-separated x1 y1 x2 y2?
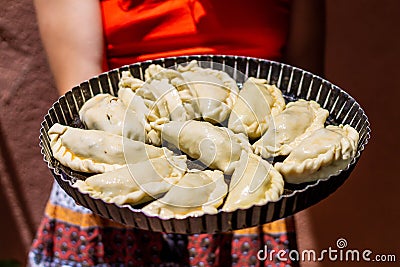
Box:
101 0 292 69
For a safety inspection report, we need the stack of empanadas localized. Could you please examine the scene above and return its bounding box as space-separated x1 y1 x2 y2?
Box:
49 60 359 219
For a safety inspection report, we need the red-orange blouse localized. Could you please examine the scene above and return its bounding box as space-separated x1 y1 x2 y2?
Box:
100 0 292 69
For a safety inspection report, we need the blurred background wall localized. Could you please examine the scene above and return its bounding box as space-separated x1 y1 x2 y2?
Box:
295 1 400 266
0 0 399 266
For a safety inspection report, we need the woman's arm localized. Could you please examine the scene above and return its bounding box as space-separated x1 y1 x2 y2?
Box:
34 0 105 95
284 0 326 75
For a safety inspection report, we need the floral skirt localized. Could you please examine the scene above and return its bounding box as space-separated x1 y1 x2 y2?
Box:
28 182 298 267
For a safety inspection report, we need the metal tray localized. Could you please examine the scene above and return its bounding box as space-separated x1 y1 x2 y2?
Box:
39 55 370 234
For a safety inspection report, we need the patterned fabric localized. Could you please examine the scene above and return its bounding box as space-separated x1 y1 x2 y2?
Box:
28 182 298 266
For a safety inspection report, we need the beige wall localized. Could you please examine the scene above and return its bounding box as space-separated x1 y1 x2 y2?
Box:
0 0 399 265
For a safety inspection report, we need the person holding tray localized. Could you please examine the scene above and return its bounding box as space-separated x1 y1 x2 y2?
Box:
30 0 325 266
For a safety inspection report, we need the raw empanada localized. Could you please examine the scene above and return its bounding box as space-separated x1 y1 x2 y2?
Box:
118 71 170 145
154 120 252 174
222 151 284 212
142 169 227 219
177 60 239 123
145 64 199 121
118 86 168 146
274 124 359 184
49 123 173 173
228 77 285 140
79 93 146 142
73 156 187 206
118 71 169 121
118 87 151 121
253 100 329 159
